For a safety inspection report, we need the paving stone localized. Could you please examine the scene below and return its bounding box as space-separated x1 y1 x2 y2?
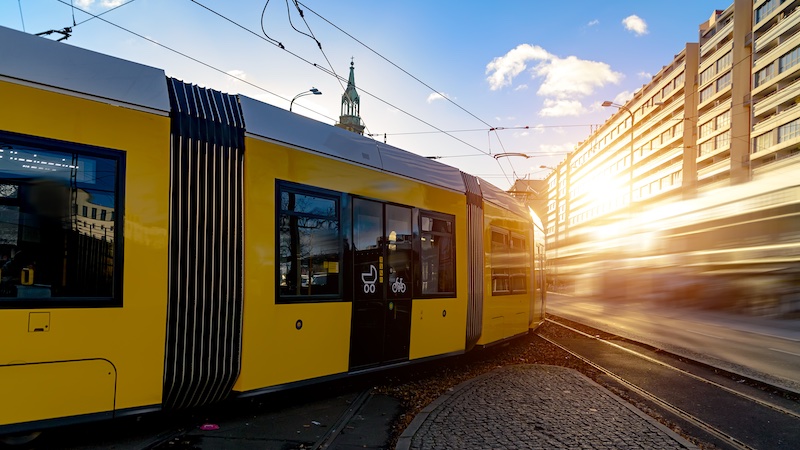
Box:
397 365 696 450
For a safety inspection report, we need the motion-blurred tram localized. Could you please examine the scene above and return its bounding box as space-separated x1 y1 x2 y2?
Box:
0 25 545 437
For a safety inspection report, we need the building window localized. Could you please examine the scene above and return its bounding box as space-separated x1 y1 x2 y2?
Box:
700 85 715 103
699 66 715 86
420 212 455 295
755 63 775 87
278 183 342 299
756 0 779 24
754 131 775 153
716 71 732 91
715 131 731 150
716 52 732 72
779 45 800 73
699 139 715 156
91 207 97 219
778 118 800 142
0 133 122 306
716 111 731 129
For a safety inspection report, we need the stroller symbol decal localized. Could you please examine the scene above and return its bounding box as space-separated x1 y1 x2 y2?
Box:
361 264 378 293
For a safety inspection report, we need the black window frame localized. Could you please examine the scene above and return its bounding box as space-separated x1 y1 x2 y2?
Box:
0 130 125 309
275 180 345 303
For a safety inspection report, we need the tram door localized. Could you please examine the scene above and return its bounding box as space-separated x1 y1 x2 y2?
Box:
349 199 413 370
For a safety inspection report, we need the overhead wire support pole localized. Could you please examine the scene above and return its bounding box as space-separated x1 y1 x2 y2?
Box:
602 101 635 222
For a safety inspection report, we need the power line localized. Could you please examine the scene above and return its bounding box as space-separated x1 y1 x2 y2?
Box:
297 1 495 130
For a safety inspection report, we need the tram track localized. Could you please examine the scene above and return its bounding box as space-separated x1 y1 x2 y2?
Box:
540 316 800 450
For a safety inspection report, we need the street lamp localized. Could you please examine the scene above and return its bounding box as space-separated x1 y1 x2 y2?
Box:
290 87 322 112
601 101 635 219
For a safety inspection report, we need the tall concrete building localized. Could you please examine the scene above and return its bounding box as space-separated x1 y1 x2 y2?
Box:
751 0 800 176
540 0 800 304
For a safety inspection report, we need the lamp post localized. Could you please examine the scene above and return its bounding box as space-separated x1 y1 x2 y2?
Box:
601 101 635 220
290 87 322 112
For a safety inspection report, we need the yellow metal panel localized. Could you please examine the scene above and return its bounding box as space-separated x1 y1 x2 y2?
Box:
0 81 170 414
0 360 115 426
234 302 352 391
239 137 469 390
409 298 467 359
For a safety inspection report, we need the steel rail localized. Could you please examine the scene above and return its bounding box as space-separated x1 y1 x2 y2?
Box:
545 317 800 420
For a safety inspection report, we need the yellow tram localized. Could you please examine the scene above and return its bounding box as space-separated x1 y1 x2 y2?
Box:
0 25 544 437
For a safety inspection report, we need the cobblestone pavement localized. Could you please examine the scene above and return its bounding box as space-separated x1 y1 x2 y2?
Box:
396 365 696 450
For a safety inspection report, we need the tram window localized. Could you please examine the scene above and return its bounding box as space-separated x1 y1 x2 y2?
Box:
491 228 529 295
420 212 455 296
0 135 122 307
277 182 342 301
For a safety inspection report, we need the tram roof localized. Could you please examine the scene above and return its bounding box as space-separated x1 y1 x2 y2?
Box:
0 26 170 113
240 95 467 193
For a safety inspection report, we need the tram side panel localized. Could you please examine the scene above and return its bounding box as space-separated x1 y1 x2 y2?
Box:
236 131 468 393
0 79 170 431
476 200 534 346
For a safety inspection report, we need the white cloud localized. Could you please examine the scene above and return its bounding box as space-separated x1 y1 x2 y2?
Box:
427 92 450 103
622 15 648 35
637 71 652 79
612 90 634 105
588 19 599 27
227 69 247 80
75 0 125 9
485 44 551 91
486 44 622 117
534 56 622 99
538 143 574 155
539 99 587 117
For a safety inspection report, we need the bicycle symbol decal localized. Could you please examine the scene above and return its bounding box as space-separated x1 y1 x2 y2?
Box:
361 264 378 293
391 277 407 294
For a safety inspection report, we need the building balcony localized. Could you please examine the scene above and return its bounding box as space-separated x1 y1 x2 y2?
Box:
698 84 732 113
753 77 800 119
753 100 800 134
701 21 734 58
754 6 800 55
634 148 683 179
697 157 731 180
753 28 800 75
752 131 800 162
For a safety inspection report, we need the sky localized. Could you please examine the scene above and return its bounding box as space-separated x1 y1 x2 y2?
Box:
2 0 726 190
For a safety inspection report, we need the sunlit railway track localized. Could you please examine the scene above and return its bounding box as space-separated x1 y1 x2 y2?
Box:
540 316 800 450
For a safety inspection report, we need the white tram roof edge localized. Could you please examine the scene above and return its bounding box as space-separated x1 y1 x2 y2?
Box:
239 95 466 193
0 26 170 113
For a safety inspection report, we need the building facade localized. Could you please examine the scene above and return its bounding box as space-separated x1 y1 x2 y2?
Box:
541 0 800 311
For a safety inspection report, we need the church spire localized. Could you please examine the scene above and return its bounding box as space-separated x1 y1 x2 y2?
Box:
335 59 365 135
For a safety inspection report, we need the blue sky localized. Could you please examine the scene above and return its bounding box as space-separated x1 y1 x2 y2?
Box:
3 0 725 189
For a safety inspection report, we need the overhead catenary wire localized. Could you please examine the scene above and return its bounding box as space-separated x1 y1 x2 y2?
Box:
57 0 555 186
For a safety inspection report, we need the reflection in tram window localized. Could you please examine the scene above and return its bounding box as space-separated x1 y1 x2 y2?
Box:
386 205 412 299
0 137 120 304
277 183 341 299
491 228 529 295
420 212 455 296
